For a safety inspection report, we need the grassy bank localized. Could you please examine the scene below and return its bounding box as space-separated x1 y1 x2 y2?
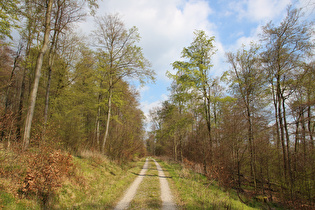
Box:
56 151 145 209
0 146 145 209
159 159 275 209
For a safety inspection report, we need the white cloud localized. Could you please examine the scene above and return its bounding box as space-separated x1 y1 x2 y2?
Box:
212 40 227 77
246 0 291 22
234 27 263 49
227 0 291 23
92 0 215 81
137 85 150 95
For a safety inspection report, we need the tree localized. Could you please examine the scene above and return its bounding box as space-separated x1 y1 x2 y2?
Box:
261 6 314 193
226 43 266 191
22 0 99 149
106 81 146 162
170 30 216 172
43 0 85 133
92 14 155 153
16 0 46 140
23 0 53 150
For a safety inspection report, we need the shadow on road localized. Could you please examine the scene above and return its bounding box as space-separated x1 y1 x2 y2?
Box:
131 172 172 179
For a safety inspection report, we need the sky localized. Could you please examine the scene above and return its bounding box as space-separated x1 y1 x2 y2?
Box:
78 0 314 126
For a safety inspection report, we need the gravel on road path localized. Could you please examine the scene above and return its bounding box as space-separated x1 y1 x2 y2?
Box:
114 158 149 210
154 159 176 210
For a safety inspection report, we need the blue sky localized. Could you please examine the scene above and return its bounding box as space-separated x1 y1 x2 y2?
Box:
78 0 314 124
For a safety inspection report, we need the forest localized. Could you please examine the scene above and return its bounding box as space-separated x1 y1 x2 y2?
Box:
147 7 314 208
1 0 155 161
0 0 314 208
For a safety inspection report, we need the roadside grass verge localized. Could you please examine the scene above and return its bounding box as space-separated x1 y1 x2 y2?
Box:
129 158 161 209
0 146 145 209
56 152 145 209
159 159 258 209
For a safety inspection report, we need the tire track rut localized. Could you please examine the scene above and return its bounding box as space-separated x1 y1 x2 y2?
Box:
114 158 176 210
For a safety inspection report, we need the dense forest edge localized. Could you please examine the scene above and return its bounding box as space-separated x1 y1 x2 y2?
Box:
0 0 314 209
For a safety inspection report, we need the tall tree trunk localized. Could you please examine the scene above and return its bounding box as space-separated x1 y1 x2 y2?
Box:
102 79 113 153
95 93 102 149
203 96 211 175
247 108 257 191
271 80 283 185
43 41 58 134
43 0 63 133
16 66 26 140
17 30 32 141
294 114 300 174
277 77 287 184
96 105 101 148
307 93 314 148
22 0 53 150
174 135 178 161
178 104 183 162
43 66 52 130
282 96 293 195
203 86 212 167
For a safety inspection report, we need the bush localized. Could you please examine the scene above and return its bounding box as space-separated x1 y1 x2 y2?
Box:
20 147 73 207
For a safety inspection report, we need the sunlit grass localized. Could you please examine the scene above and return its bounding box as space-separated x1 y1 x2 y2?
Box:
56 155 145 209
0 144 146 209
159 160 257 209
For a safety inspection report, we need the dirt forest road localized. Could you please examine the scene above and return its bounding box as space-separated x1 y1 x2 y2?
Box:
114 158 176 210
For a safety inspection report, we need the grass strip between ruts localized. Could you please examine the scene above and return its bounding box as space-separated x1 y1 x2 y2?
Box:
128 158 162 209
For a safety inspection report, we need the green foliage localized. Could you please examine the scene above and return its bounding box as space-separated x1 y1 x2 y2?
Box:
92 14 155 153
106 81 147 162
170 30 216 90
0 0 20 40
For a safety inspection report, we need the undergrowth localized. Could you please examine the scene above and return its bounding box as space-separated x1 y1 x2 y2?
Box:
0 144 144 209
20 147 73 208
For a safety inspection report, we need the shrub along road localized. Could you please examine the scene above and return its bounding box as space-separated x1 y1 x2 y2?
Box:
114 158 176 210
